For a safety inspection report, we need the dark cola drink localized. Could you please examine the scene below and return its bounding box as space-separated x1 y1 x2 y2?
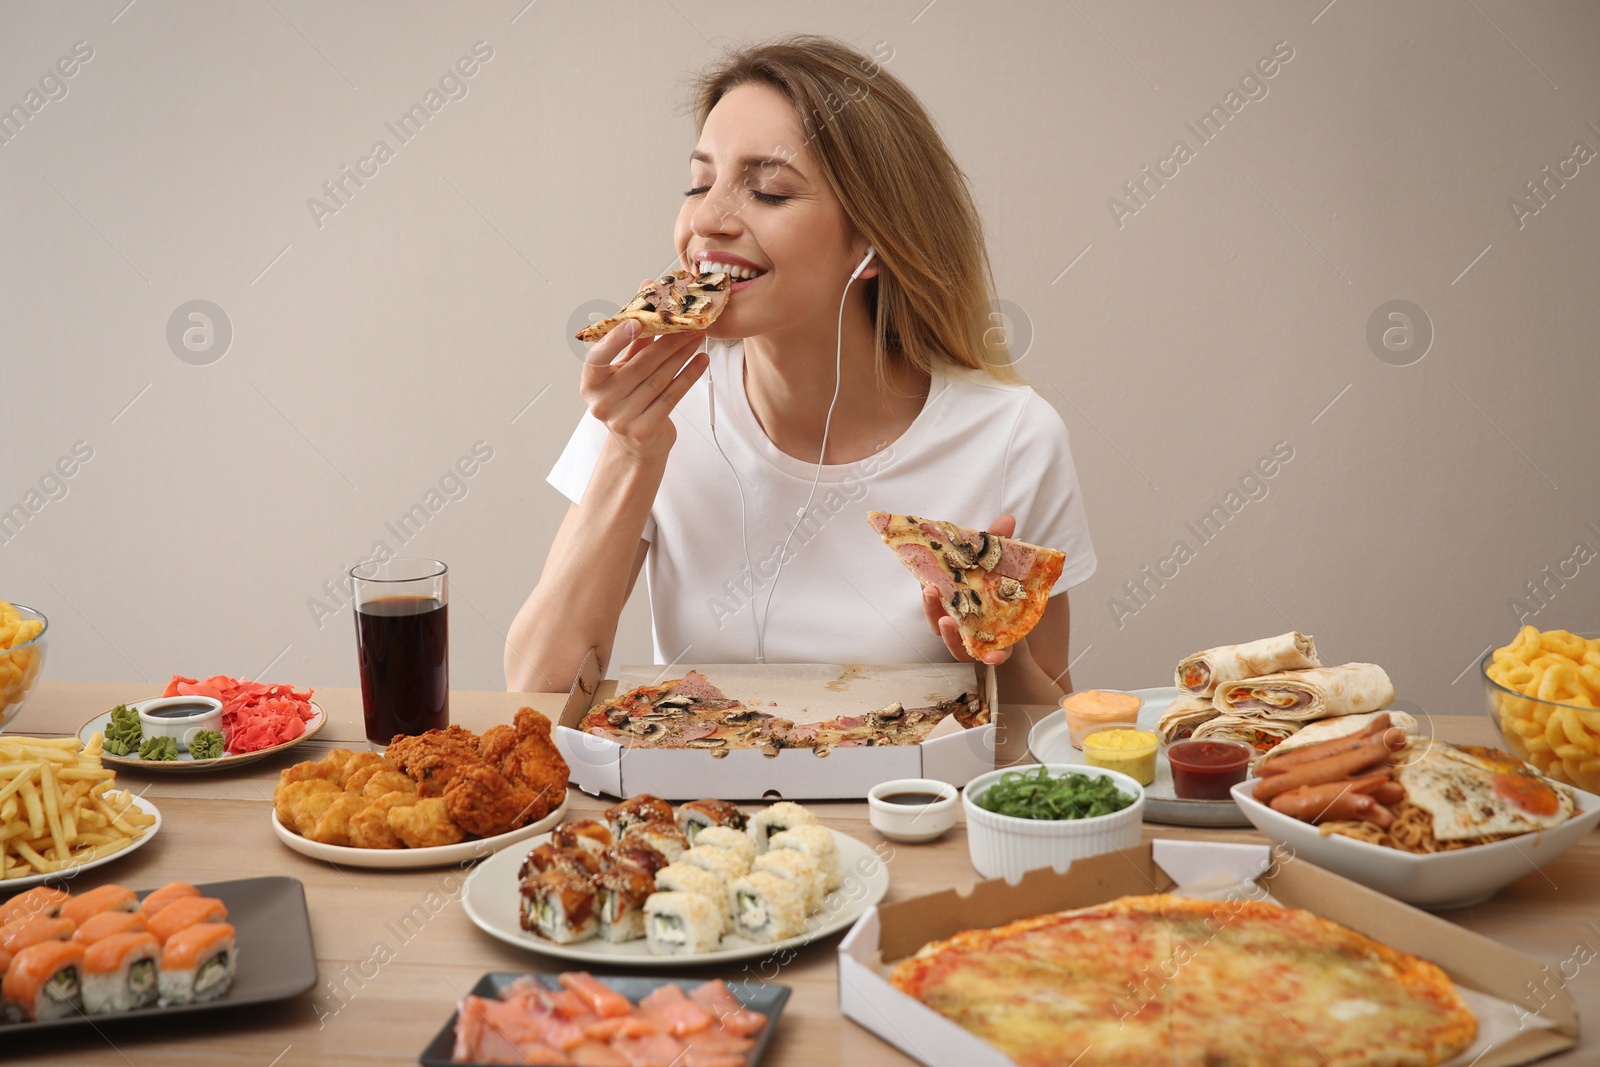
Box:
355 594 449 746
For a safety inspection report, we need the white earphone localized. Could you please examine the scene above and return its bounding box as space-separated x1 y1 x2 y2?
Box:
708 245 876 662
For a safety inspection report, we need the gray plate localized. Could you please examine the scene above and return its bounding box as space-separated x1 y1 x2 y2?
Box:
0 875 317 1033
419 973 790 1067
1028 686 1253 828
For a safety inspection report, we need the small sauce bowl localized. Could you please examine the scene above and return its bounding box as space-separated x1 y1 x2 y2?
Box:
867 778 959 843
136 696 224 752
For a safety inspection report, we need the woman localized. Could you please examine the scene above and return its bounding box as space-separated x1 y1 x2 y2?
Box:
507 36 1095 703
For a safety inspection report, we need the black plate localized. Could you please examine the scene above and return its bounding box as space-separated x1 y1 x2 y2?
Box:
419 972 791 1067
0 875 317 1032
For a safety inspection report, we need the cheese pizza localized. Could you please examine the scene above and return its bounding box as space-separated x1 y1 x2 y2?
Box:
575 269 731 342
868 511 1065 659
891 894 1475 1067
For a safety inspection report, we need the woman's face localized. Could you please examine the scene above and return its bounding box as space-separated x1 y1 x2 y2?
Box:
675 82 874 341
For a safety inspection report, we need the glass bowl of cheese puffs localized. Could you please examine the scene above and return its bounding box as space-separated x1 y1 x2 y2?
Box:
0 602 48 734
1481 626 1600 793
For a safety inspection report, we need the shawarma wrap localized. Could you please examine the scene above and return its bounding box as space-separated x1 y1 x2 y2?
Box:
1175 632 1320 698
1189 715 1301 755
1156 695 1220 744
1212 662 1394 722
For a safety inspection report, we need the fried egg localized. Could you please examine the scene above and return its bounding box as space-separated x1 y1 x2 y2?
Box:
1398 741 1576 840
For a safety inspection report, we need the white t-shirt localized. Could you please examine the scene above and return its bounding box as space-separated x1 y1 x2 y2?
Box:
548 338 1096 665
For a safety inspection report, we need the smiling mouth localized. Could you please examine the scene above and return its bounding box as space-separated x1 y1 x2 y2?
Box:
698 258 767 281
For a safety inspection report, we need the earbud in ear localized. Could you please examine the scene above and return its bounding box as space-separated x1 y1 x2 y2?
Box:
850 246 877 281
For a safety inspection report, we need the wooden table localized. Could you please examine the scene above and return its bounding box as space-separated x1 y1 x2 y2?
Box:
3 683 1594 1066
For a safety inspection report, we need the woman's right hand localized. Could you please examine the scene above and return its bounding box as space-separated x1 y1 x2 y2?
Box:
579 291 708 463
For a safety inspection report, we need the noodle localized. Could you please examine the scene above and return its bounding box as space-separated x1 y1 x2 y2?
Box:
1319 801 1518 854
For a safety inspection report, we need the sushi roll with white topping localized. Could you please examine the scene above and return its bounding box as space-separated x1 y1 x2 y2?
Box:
682 843 747 883
747 801 818 854
727 871 805 943
643 892 722 956
692 826 755 871
768 825 841 892
753 848 825 914
655 863 732 934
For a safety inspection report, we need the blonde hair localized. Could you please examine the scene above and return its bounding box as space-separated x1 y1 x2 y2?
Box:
690 35 1019 384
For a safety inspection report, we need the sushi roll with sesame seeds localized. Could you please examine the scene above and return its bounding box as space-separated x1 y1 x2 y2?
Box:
747 801 818 854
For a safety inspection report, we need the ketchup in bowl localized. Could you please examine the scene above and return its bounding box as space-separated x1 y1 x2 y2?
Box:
1166 739 1253 800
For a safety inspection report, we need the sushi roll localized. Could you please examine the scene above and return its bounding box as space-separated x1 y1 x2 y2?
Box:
2 915 76 954
747 801 818 854
768 825 841 892
682 844 748 884
656 862 732 934
619 820 688 864
643 891 722 956
2 940 85 1021
0 886 68 925
136 882 200 919
727 871 806 943
676 799 747 844
519 869 598 944
158 922 236 1005
73 911 148 945
147 897 228 945
594 865 656 943
753 849 825 914
518 843 600 881
601 843 670 879
550 818 613 857
60 884 138 928
603 795 675 839
691 826 755 871
82 931 160 1013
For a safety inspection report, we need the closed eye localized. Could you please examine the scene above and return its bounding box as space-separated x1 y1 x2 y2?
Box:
682 186 791 205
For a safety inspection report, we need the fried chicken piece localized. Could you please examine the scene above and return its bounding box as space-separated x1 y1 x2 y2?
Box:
306 793 366 846
274 778 339 826
495 707 569 820
387 797 465 848
442 765 545 838
348 790 415 849
386 726 482 798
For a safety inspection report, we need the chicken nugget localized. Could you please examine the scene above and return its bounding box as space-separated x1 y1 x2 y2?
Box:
291 788 344 837
387 797 465 849
348 790 414 849
359 769 417 799
306 793 366 846
274 778 339 825
278 755 340 788
335 751 385 788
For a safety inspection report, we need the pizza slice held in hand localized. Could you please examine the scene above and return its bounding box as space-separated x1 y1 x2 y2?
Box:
575 269 732 342
869 511 1065 659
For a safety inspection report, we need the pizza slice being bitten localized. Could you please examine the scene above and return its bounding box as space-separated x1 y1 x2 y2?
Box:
869 511 1065 660
575 269 731 342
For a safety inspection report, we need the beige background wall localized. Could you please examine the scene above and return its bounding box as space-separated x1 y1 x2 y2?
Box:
2 1 1596 719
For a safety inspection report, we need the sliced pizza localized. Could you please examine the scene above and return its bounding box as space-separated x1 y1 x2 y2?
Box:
575 269 732 342
891 894 1476 1067
868 511 1065 659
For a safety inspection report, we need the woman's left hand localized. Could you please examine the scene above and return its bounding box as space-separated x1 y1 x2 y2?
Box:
920 513 1016 665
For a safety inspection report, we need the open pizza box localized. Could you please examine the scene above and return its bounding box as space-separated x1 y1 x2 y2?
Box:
839 839 1578 1067
554 648 997 800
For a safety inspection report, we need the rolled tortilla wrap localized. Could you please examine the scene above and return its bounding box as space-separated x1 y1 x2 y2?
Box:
1156 695 1219 744
1174 632 1320 698
1190 715 1300 755
1261 710 1419 760
1213 663 1395 721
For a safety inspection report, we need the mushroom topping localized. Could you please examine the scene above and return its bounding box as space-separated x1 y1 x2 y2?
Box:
654 695 696 709
997 577 1026 601
975 533 1004 571
868 702 905 724
948 588 983 617
605 706 633 726
627 720 667 741
975 629 996 644
722 708 771 724
684 737 726 749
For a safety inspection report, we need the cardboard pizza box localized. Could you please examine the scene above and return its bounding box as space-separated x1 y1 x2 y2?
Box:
838 839 1578 1067
554 648 997 800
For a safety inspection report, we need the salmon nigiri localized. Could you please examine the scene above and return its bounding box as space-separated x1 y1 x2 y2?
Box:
136 882 200 919
2 940 85 1021
60 884 138 928
158 922 236 1005
72 910 148 946
147 897 228 944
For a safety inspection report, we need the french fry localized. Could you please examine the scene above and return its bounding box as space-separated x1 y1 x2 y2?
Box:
18 777 44 837
0 734 154 879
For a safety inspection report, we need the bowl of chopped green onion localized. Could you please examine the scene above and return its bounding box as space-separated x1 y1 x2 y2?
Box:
962 764 1144 881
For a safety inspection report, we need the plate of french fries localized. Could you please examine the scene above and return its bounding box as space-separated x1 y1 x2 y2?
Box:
0 732 161 888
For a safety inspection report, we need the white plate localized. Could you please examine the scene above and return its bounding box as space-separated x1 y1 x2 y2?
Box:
0 794 161 890
1029 686 1252 828
79 700 328 772
462 827 890 966
271 798 568 870
1231 778 1600 909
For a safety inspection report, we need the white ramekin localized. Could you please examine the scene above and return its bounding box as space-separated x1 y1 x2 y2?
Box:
962 763 1145 881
